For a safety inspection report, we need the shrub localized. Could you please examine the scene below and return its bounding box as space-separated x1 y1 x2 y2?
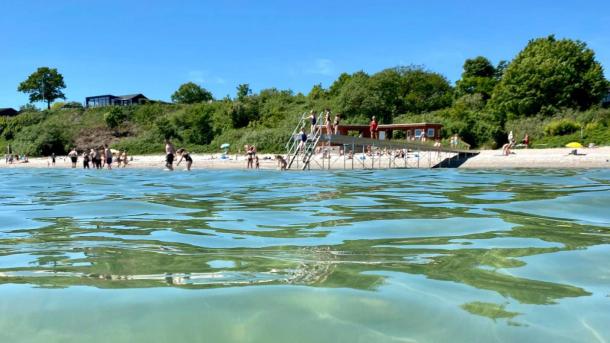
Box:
543 119 581 136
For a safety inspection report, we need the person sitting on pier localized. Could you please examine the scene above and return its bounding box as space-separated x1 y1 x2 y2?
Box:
369 116 378 139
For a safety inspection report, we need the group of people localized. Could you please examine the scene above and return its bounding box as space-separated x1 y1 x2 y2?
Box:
4 153 29 164
308 109 342 136
164 138 192 171
63 145 127 169
502 131 530 155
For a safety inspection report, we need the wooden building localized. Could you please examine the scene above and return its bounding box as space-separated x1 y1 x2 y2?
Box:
85 94 149 108
328 122 443 140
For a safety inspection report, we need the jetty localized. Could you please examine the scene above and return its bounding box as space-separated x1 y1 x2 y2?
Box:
285 112 478 170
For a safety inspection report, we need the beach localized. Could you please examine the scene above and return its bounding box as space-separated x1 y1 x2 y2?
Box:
3 147 610 170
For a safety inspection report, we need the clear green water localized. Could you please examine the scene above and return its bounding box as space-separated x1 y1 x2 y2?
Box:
0 168 609 343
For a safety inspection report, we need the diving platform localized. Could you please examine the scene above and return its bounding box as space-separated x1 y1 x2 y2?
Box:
285 112 479 170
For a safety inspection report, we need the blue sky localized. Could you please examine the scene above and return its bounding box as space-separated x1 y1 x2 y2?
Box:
1 0 609 108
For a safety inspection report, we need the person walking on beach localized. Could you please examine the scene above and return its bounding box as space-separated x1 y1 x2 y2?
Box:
176 148 193 171
103 144 113 170
165 138 175 171
369 116 378 139
68 148 78 168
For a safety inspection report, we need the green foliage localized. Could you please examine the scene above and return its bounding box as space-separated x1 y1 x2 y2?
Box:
543 119 581 136
171 82 213 104
490 35 609 118
104 107 128 129
17 67 66 109
236 84 252 100
171 104 214 145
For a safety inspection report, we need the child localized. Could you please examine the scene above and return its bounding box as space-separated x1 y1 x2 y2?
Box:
176 148 193 171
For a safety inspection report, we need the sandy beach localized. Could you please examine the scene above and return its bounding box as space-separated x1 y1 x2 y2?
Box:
2 147 610 170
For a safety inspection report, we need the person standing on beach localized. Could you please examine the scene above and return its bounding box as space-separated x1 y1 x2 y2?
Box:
176 148 193 171
51 153 56 167
121 151 128 167
103 144 113 170
165 138 175 171
369 116 378 139
68 148 78 168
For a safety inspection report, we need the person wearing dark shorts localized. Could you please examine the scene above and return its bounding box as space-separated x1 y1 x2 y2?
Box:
68 148 78 168
103 144 113 170
165 138 176 170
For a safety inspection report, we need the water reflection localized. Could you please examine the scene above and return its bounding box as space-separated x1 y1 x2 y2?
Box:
0 169 609 321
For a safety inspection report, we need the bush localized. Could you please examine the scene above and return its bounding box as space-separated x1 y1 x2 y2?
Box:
543 119 581 136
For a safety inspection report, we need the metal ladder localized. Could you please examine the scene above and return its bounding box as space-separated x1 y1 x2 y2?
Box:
286 112 323 170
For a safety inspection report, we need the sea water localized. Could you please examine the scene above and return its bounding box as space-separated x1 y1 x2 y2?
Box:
0 168 608 342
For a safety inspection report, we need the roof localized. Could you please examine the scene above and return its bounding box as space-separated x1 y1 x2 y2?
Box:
116 94 147 100
0 108 18 115
337 123 443 130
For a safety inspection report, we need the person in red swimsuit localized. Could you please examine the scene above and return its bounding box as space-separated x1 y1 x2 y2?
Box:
369 116 378 139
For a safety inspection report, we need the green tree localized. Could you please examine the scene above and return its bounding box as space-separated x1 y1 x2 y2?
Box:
308 83 326 100
455 57 498 100
490 35 609 117
171 82 213 104
17 67 66 109
236 84 252 100
104 107 128 129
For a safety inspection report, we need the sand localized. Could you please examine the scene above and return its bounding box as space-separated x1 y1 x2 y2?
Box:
2 147 609 171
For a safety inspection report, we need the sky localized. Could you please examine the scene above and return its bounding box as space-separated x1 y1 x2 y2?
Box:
1 0 609 109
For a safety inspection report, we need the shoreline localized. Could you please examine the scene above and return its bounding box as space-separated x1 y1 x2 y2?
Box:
2 147 609 170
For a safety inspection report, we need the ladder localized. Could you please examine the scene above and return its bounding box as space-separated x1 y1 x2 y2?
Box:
286 112 324 170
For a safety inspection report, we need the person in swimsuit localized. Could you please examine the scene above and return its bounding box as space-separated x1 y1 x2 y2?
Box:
245 145 254 169
333 114 341 135
51 153 56 166
165 138 175 170
176 148 193 171
298 128 307 152
369 116 378 139
324 110 332 136
121 151 128 167
68 148 78 168
308 110 317 135
103 144 113 170
82 150 90 169
116 150 123 168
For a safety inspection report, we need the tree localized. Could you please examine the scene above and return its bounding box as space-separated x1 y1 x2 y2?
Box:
236 84 252 100
490 35 609 117
455 57 498 100
171 82 213 104
104 106 128 129
17 67 66 109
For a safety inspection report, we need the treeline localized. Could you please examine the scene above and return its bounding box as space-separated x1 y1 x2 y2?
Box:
1 35 609 156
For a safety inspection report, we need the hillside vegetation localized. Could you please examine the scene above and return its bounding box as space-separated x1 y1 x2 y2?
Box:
2 35 609 156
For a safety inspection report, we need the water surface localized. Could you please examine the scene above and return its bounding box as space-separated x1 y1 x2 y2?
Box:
0 168 609 342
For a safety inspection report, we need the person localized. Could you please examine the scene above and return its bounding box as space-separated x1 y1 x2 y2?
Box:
502 143 512 156
324 110 332 136
121 151 128 167
165 138 175 171
522 133 530 148
51 153 56 166
333 114 341 135
275 155 287 170
116 150 123 168
308 110 317 135
450 134 458 148
298 128 307 152
255 155 260 169
90 148 99 169
68 148 78 168
176 148 193 171
82 150 90 169
508 131 515 147
245 145 254 169
369 116 378 139
103 144 113 170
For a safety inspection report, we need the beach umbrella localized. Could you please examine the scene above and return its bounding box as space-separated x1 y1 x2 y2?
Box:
565 142 583 148
220 143 230 149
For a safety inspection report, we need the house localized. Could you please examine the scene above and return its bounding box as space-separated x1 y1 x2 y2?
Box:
85 94 149 108
0 108 19 117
